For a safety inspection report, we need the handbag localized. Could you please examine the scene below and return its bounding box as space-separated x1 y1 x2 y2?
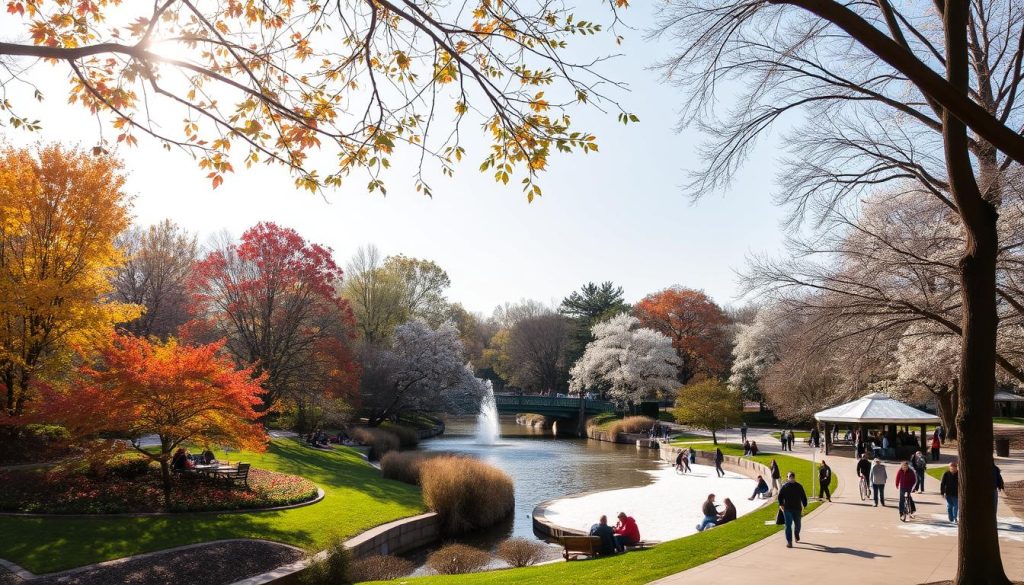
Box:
775 508 785 525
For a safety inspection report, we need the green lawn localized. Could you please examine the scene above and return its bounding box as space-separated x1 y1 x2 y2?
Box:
0 439 425 573
769 431 811 440
994 417 1024 425
366 445 836 585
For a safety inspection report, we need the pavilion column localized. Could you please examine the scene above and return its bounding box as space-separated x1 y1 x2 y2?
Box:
824 422 832 455
920 424 927 452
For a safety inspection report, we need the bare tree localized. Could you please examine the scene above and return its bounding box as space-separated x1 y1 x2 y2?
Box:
113 220 198 338
655 0 1024 576
341 245 406 343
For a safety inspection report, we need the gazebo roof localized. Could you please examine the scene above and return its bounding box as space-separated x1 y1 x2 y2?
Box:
995 391 1024 402
814 392 940 424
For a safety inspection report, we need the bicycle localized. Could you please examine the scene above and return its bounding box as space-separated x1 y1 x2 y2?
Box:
859 475 871 501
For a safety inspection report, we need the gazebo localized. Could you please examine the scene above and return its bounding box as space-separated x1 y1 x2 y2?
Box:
994 390 1024 417
814 392 940 456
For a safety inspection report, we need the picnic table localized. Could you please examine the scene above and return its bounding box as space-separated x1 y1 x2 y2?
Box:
193 463 237 478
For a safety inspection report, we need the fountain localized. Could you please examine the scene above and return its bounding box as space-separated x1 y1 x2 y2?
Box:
476 380 500 445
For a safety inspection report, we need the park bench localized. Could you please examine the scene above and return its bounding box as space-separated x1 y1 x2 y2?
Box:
560 536 601 560
222 463 251 487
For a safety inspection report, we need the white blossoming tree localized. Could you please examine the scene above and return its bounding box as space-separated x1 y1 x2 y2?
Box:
728 305 785 411
569 314 680 409
360 320 485 425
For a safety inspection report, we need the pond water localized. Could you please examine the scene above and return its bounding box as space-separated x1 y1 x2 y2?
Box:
419 415 665 546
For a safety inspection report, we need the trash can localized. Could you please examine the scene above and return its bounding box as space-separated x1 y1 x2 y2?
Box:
996 437 1010 457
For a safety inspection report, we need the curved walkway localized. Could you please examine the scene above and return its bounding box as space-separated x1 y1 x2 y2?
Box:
653 429 1024 585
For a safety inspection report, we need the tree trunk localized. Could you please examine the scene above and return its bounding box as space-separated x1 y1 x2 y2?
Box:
711 429 717 444
937 389 958 441
159 459 173 510
944 1 1007 581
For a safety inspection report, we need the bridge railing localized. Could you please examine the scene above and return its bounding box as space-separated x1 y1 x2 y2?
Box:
493 394 615 412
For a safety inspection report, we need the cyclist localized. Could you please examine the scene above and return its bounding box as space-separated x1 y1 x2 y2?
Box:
856 452 872 500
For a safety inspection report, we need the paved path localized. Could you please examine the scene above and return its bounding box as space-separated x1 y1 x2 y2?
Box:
652 431 1024 585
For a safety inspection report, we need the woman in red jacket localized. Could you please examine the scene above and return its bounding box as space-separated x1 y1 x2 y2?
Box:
895 461 917 521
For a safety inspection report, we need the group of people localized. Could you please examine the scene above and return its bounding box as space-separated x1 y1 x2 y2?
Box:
696 494 737 531
779 430 797 451
742 440 760 456
170 447 215 471
588 512 641 555
674 447 695 473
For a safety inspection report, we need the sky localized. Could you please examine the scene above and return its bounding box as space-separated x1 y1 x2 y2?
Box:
1 2 792 316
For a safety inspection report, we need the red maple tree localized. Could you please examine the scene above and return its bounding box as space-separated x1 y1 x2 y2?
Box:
634 287 732 384
187 222 360 423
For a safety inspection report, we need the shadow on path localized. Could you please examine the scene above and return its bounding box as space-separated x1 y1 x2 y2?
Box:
798 543 892 559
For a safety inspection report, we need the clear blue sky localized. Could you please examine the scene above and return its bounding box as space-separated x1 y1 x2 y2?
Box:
2 2 790 315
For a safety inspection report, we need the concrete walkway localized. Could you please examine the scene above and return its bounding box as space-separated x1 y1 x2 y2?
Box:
652 431 1024 585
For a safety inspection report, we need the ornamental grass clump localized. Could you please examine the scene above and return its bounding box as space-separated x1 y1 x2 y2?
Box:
380 451 433 485
379 422 420 449
496 537 548 567
351 427 400 461
301 535 351 585
420 455 514 536
348 554 415 582
426 543 492 575
604 416 656 437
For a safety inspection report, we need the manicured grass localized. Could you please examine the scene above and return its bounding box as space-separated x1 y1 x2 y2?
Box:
365 446 836 585
994 417 1024 426
0 439 425 573
769 431 811 440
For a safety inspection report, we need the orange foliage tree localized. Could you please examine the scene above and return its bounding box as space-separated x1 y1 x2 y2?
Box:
634 287 731 384
0 144 138 419
39 333 267 505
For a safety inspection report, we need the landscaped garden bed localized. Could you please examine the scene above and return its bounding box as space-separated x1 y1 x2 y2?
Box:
0 456 318 514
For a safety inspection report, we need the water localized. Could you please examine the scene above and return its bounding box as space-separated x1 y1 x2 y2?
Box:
422 415 665 545
475 381 500 445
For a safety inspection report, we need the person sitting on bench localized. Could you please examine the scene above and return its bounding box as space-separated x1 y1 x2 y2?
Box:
749 475 770 500
613 512 640 552
589 515 617 556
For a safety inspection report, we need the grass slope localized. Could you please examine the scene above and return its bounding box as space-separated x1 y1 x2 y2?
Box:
366 445 836 585
994 417 1024 426
0 439 424 573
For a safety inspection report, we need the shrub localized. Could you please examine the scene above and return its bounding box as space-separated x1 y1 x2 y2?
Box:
495 538 547 567
380 451 434 485
379 422 420 449
301 535 351 585
348 555 415 582
420 455 514 536
106 452 152 479
426 544 491 575
604 416 656 437
351 427 400 461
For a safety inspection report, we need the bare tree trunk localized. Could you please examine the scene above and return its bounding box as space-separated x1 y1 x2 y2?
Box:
945 1 1007 581
937 389 958 441
160 459 173 509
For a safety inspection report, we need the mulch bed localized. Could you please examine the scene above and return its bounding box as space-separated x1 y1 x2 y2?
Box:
1 540 304 585
0 466 318 514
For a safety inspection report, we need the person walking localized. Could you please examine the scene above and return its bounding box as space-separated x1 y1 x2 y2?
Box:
675 449 686 474
741 422 748 442
930 433 941 462
818 460 833 502
870 458 888 506
911 451 927 493
681 448 692 473
714 447 726 478
770 459 781 494
995 464 1006 514
788 430 796 451
689 446 696 466
810 427 820 449
940 462 959 523
777 471 808 548
895 461 917 521
780 430 788 451
938 424 946 444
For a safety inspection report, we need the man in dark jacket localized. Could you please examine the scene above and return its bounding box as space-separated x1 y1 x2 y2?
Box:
777 472 808 548
940 462 959 523
588 515 617 556
818 460 833 502
856 453 871 499
715 448 725 478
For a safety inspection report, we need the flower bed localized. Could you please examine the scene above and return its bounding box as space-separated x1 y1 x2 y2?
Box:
0 465 319 514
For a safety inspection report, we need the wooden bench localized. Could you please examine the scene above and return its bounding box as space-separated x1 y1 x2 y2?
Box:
561 535 601 560
222 463 250 487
